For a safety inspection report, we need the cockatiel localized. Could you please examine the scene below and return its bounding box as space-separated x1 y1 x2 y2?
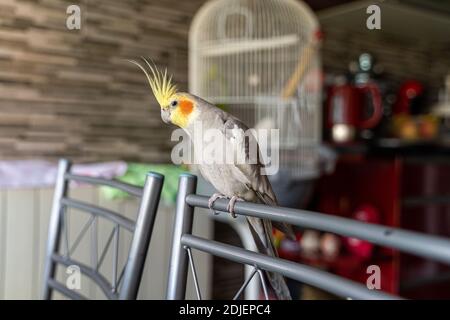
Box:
130 58 294 300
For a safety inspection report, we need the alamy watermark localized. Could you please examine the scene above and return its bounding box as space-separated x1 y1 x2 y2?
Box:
170 121 280 175
366 4 381 30
66 5 81 30
366 265 381 290
66 265 81 290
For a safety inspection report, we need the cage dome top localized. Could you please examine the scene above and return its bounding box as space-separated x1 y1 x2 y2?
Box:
190 0 319 52
189 0 321 100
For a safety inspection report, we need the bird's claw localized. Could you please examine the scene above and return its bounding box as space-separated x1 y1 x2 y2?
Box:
208 193 226 215
226 196 243 219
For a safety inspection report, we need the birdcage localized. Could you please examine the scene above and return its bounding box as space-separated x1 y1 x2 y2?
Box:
189 0 322 179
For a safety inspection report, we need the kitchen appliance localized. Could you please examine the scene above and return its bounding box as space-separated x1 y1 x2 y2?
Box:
327 82 383 143
393 80 425 115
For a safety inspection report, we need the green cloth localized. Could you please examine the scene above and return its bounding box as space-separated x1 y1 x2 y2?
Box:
101 163 187 205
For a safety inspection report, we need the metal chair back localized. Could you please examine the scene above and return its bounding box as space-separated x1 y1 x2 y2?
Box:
167 174 450 300
42 159 164 300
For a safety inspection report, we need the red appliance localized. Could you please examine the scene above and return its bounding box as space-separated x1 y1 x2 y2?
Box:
393 80 424 115
327 82 383 143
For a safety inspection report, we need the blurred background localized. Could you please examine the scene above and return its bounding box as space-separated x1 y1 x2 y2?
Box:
0 0 449 299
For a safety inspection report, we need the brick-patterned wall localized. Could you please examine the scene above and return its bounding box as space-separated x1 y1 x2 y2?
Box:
1 0 448 162
0 0 205 162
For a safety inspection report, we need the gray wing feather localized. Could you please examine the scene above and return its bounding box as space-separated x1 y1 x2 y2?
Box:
221 116 295 240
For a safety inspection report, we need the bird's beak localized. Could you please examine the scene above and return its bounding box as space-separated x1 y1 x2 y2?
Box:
161 107 171 124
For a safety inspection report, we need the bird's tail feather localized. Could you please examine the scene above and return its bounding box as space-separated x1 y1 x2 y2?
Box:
256 191 296 241
262 219 292 300
246 217 292 300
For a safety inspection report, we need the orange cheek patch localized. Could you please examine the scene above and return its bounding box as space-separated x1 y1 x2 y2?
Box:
179 100 194 116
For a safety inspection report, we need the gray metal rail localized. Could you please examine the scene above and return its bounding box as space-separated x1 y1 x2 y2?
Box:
47 279 88 300
187 194 450 265
64 173 143 197
181 234 400 300
52 253 118 300
61 197 135 231
167 174 197 300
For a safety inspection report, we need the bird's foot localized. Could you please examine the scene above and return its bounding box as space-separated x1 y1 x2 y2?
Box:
208 193 227 215
226 196 244 218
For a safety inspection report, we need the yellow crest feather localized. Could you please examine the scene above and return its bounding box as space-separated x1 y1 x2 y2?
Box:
128 57 177 108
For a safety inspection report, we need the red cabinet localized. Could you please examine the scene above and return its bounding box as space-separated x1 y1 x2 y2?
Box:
312 150 450 298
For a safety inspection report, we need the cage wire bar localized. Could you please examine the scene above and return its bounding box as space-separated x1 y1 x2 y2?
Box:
167 174 450 300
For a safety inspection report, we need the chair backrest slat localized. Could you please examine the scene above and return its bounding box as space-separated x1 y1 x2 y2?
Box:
60 197 135 231
181 234 399 300
47 279 88 300
51 253 118 300
64 173 143 197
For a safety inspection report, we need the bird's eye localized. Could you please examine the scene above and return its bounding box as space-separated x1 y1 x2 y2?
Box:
171 100 178 107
